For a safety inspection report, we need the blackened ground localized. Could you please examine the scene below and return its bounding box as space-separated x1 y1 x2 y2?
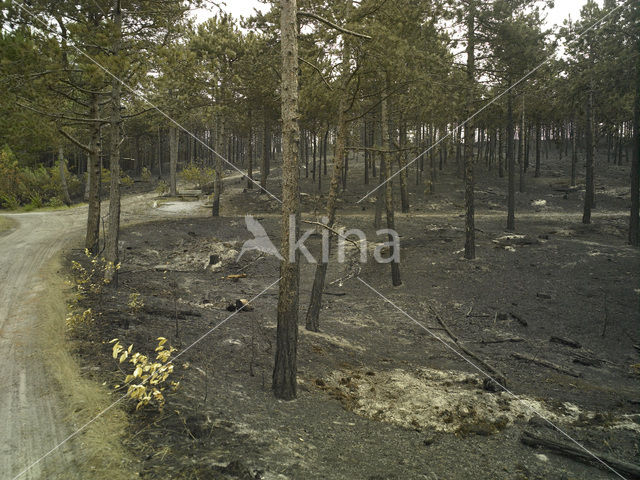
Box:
69 146 639 480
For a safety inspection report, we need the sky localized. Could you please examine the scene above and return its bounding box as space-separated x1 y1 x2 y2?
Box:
197 0 602 29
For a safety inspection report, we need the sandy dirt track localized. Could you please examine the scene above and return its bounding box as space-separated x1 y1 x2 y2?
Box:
0 210 86 479
0 186 230 480
0 192 166 480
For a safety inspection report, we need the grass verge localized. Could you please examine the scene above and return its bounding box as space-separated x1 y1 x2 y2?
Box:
37 254 136 479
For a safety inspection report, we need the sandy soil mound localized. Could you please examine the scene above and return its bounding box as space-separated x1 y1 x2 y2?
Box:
321 367 640 436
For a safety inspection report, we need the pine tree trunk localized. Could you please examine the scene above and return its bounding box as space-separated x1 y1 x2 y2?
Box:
583 88 595 224
304 130 309 178
374 150 384 229
247 113 254 189
364 122 369 185
105 0 122 285
157 127 162 176
382 86 401 286
323 126 328 176
464 0 476 260
273 0 300 400
212 118 224 216
306 46 349 332
630 7 640 246
518 97 525 193
534 123 541 178
312 131 317 181
507 90 515 231
399 123 409 212
498 128 504 178
261 118 271 192
169 125 178 196
58 147 72 206
86 94 101 255
571 120 577 187
84 152 91 201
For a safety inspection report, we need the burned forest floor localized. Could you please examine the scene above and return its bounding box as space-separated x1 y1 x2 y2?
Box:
66 149 640 480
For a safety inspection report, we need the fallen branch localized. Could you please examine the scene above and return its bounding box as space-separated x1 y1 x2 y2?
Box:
429 306 507 391
480 336 524 344
512 352 581 377
550 336 582 349
521 430 640 479
572 352 604 368
143 305 202 318
510 311 528 327
301 220 361 249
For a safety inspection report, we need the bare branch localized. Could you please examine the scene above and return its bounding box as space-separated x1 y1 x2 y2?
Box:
297 11 372 40
299 57 333 90
122 106 156 119
59 128 92 153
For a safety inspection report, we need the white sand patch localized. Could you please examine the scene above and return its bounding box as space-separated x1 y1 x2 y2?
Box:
322 367 640 435
156 200 203 214
300 329 366 352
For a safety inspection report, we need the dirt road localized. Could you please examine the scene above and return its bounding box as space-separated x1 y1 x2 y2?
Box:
0 192 165 480
0 210 86 479
0 187 229 480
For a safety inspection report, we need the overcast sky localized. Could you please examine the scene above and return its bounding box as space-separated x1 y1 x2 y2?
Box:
199 0 601 29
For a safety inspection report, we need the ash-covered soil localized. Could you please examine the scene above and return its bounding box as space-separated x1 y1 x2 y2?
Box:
68 149 639 479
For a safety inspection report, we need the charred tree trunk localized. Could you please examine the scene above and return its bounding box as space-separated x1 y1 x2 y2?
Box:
312 131 317 181
464 1 476 259
273 0 300 401
382 86 402 286
399 123 409 213
571 120 578 187
518 97 525 193
260 115 270 193
323 126 329 176
169 125 178 196
498 128 504 178
534 122 541 178
583 88 595 225
247 114 254 189
212 118 224 216
630 8 640 246
86 94 101 255
305 47 349 332
507 90 515 231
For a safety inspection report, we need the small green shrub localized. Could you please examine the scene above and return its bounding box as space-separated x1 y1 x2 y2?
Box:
156 180 168 195
121 174 134 187
141 166 152 182
47 196 65 208
179 162 216 189
0 145 83 209
101 168 134 188
0 193 19 210
28 192 44 208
